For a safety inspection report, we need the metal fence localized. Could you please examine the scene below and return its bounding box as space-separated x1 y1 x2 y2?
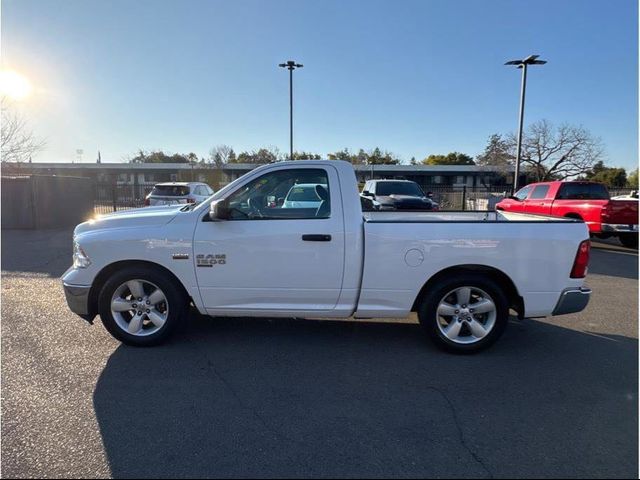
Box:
419 185 514 211
2 175 95 229
95 182 156 214
92 181 637 215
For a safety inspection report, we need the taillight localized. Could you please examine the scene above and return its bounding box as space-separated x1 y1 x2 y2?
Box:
144 198 150 206
570 240 590 278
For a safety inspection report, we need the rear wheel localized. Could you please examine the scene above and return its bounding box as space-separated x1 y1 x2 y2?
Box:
619 234 638 249
98 265 188 346
417 273 509 353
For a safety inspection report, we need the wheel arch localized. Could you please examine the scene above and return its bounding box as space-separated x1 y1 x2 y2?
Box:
564 212 583 220
87 260 192 318
411 264 524 318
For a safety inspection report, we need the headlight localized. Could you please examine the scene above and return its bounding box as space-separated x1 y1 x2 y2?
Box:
73 241 91 268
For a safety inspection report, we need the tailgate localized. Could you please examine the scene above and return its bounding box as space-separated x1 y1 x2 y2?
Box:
605 200 639 225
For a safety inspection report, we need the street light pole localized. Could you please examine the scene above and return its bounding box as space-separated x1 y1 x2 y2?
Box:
279 60 303 160
505 55 546 191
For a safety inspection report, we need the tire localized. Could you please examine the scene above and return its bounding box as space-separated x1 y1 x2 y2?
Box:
417 273 509 353
619 234 638 249
98 265 188 346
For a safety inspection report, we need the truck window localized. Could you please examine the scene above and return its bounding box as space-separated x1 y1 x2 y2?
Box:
226 168 331 220
151 185 190 196
556 183 610 200
375 181 425 197
529 185 550 199
513 185 532 200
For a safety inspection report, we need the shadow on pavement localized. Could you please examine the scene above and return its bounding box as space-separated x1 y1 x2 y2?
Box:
588 247 638 280
94 313 638 478
1 229 72 277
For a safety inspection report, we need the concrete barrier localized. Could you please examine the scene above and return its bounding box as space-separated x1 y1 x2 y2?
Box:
2 175 95 229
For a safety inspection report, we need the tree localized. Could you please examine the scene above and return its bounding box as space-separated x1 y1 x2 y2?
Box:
423 152 475 165
582 161 627 187
510 120 603 181
128 150 190 163
627 169 639 189
1 99 45 163
409 156 417 165
236 146 281 164
328 148 352 161
291 151 321 160
476 134 513 170
209 144 235 167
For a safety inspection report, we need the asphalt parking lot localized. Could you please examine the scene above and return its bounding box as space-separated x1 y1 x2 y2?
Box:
1 229 638 479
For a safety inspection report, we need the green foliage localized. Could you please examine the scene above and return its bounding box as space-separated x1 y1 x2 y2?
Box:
236 147 280 164
627 168 639 188
291 151 322 160
583 161 627 187
327 147 400 164
476 134 513 168
422 152 475 165
129 150 190 163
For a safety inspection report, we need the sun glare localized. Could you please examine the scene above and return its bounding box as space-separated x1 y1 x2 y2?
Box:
0 70 33 100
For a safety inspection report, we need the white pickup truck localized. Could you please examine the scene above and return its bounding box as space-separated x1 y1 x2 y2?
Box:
62 160 592 352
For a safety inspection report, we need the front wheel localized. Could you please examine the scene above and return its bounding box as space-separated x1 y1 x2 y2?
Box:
98 265 188 346
417 273 509 353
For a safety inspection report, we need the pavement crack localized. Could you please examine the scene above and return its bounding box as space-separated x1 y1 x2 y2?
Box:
426 386 494 479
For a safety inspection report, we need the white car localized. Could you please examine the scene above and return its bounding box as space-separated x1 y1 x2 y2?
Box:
282 183 327 209
63 160 591 353
144 182 214 206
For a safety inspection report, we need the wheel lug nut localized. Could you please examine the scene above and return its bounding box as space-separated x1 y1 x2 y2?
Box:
132 303 137 308
469 309 474 312
454 310 459 314
137 311 142 315
146 300 150 305
462 304 467 308
146 309 150 313
138 298 142 301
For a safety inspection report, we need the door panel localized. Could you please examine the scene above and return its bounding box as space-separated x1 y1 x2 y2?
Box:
193 165 345 313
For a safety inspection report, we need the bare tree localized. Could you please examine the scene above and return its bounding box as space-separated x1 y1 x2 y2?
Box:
1 99 45 163
209 144 235 167
508 120 603 181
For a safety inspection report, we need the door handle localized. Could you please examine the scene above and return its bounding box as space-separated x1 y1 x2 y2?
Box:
302 234 332 242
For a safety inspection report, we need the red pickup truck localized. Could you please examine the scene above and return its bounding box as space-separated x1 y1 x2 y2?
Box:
496 181 638 248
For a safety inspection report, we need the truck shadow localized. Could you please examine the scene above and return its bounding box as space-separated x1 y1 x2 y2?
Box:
588 247 638 280
93 312 638 478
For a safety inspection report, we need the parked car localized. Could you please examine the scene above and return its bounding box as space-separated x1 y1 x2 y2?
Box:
144 182 214 206
63 160 590 353
496 181 638 248
282 183 327 209
361 179 438 210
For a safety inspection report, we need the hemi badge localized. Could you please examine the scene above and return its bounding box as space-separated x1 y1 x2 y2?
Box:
172 253 189 260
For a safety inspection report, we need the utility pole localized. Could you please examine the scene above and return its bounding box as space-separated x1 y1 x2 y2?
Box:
505 55 547 191
278 60 303 159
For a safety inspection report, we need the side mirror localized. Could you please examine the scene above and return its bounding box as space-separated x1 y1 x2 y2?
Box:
277 197 285 206
209 198 230 221
509 195 521 201
362 190 374 197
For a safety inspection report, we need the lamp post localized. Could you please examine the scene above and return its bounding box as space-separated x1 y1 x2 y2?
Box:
505 54 546 191
278 60 303 160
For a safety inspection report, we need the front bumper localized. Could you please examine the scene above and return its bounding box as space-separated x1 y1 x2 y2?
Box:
552 287 591 316
601 223 638 233
62 281 94 323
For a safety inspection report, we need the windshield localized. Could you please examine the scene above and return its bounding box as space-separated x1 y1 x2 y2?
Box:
151 185 190 197
375 181 424 197
286 185 325 202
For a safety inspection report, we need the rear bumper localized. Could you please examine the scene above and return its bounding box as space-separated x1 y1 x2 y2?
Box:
62 282 95 323
552 287 591 316
601 223 638 233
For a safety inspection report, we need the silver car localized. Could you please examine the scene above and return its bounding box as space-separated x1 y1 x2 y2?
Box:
144 182 214 206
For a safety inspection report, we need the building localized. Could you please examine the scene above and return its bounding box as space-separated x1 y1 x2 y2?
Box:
6 161 517 189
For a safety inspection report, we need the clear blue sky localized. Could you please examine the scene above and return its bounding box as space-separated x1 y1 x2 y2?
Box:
2 0 638 170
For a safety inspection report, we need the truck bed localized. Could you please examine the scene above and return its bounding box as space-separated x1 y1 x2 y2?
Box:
363 210 579 223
